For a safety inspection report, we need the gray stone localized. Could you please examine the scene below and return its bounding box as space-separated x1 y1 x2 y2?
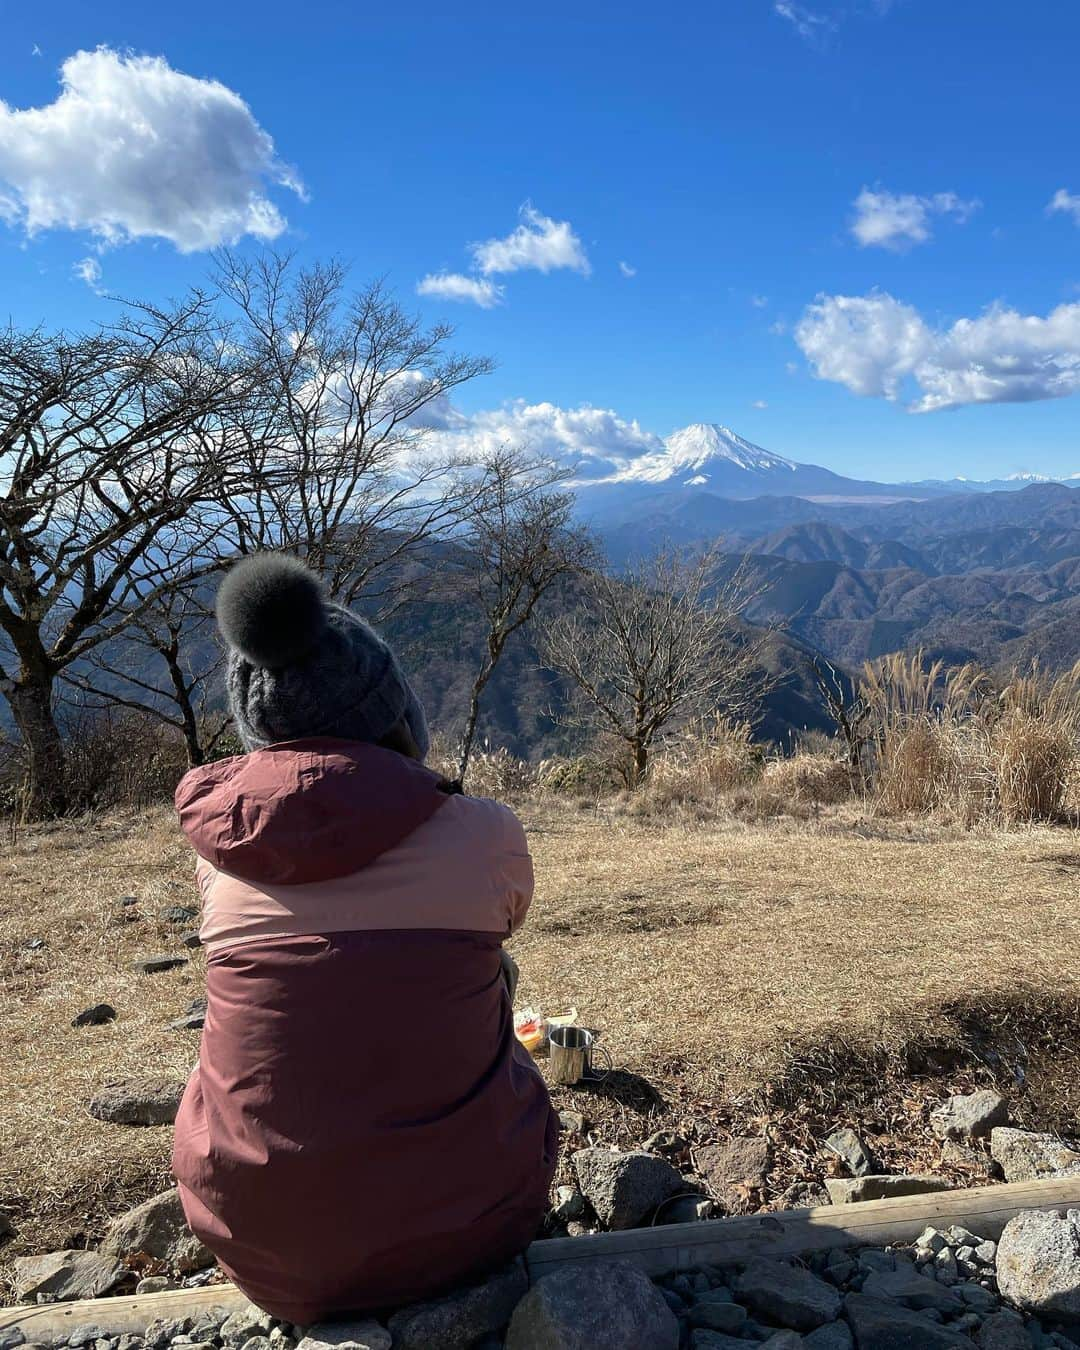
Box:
805 1326 854 1350
180 932 203 949
160 906 199 925
695 1137 771 1210
89 1077 186 1126
824 1129 878 1178
572 1149 686 1230
761 1336 805 1350
844 1293 975 1347
688 1299 747 1333
506 1260 678 1349
656 1194 712 1224
997 1208 1080 1320
72 1004 117 1028
777 1182 831 1210
389 1261 528 1350
932 1092 1009 1142
860 1268 963 1312
142 1318 191 1349
132 954 189 974
643 1130 688 1155
977 1313 1035 1349
14 1250 125 1303
295 1329 390 1350
120 896 139 906
942 1139 999 1180
974 1240 998 1264
68 1329 107 1348
732 1259 843 1331
101 1188 212 1272
551 1186 586 1223
0 1331 25 1350
558 1110 587 1135
135 1276 176 1294
220 1304 274 1343
990 1129 1080 1183
689 1334 750 1350
825 1174 954 1205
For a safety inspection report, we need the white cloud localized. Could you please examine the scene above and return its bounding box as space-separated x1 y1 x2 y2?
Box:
1048 189 1080 227
795 290 1080 412
774 3 834 41
618 260 637 278
471 203 590 277
73 256 103 292
851 187 980 250
415 272 503 308
751 294 769 308
0 47 304 252
751 400 769 409
31 45 42 58
769 318 789 336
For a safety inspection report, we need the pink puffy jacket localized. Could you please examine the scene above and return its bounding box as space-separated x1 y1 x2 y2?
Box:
171 738 557 1323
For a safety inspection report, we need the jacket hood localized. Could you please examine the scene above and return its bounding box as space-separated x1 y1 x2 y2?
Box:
175 738 450 885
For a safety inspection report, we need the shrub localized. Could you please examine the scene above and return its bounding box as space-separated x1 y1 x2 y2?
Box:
763 752 855 806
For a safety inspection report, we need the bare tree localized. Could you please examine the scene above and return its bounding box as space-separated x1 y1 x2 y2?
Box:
215 251 492 613
452 450 592 781
62 576 230 768
0 299 256 817
542 548 776 785
811 655 869 774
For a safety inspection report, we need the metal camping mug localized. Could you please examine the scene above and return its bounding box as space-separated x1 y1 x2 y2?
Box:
548 1025 611 1086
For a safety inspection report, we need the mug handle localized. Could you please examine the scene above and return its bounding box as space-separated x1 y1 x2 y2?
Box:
586 1046 613 1082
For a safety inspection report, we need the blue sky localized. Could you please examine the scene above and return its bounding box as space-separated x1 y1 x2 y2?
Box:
1 0 1079 481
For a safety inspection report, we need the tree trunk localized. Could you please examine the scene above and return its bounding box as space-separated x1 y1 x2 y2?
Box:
8 673 67 820
630 736 648 788
161 642 206 769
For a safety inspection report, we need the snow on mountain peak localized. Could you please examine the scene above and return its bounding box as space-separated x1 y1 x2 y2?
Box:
614 422 798 486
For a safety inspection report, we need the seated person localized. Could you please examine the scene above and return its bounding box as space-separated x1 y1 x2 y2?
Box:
172 554 557 1323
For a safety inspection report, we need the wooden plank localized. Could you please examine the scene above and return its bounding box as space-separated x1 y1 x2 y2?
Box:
526 1176 1080 1280
5 1176 1080 1338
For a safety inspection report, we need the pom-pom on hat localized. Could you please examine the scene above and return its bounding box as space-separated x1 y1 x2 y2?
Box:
216 553 429 757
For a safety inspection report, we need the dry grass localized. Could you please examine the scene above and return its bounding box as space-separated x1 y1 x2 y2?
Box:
4 798 1080 1298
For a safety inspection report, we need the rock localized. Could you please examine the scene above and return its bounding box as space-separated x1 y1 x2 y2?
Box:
572 1149 687 1230
240 1339 275 1350
558 1110 587 1135
845 1293 975 1347
695 1137 771 1209
132 953 189 975
942 1139 999 1180
135 1276 177 1294
505 1260 678 1349
824 1128 878 1178
221 1304 274 1342
101 1187 212 1272
761 1336 805 1350
658 1194 714 1224
689 1334 750 1350
143 1317 192 1348
997 1208 1080 1320
89 1077 186 1125
180 931 203 949
731 1259 842 1331
0 1208 14 1240
774 1181 830 1210
860 1268 963 1312
120 896 139 906
160 906 199 925
687 1298 747 1334
388 1261 528 1350
932 1091 1009 1142
825 1174 954 1204
976 1312 1035 1349
960 1284 999 1313
643 1130 688 1155
974 1240 998 1263
71 1004 117 1028
168 999 207 1031
805 1325 854 1350
990 1128 1080 1183
14 1250 125 1302
295 1326 390 1350
0 1331 24 1350
551 1186 587 1223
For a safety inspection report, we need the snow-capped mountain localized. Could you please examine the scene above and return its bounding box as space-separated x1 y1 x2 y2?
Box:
614 423 799 487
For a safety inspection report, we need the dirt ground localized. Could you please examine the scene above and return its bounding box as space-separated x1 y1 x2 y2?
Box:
3 799 1080 1298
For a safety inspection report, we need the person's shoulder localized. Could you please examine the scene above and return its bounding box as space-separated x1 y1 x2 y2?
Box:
443 792 528 854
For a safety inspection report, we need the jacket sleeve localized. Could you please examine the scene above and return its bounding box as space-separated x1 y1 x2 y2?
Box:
497 805 535 934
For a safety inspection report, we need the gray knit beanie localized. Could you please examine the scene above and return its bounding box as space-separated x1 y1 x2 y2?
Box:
216 554 429 758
